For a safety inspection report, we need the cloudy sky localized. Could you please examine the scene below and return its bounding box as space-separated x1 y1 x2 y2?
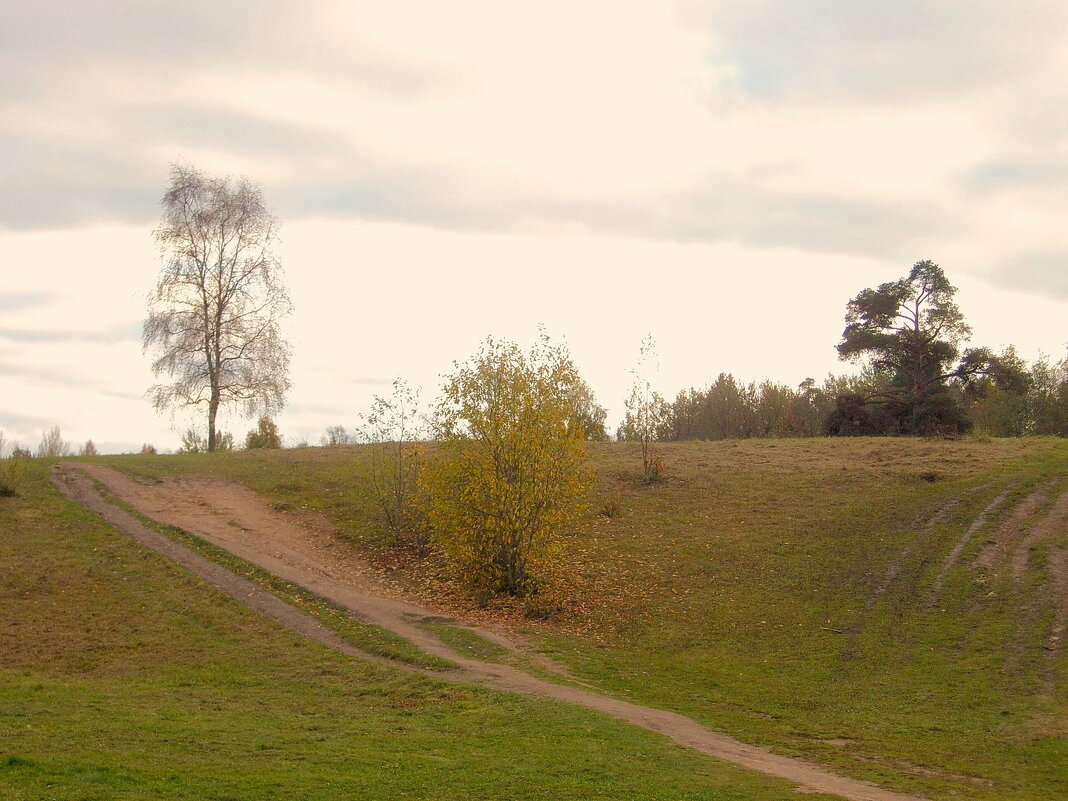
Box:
2 1 1066 453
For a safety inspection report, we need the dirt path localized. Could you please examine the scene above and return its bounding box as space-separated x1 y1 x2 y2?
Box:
53 463 928 801
1006 489 1068 694
49 464 408 673
974 485 1051 572
1011 489 1067 581
67 463 560 675
927 487 1012 606
871 485 985 611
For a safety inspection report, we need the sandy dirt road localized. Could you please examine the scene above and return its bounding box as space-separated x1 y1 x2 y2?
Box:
52 462 928 801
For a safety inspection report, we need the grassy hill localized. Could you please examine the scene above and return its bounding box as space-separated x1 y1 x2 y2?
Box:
564 439 1068 800
7 437 1065 800
0 459 834 801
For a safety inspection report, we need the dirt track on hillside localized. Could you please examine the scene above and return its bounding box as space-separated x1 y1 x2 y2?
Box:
52 462 928 801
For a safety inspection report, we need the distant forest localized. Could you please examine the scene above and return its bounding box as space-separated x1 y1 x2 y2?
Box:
616 353 1068 442
615 261 1067 442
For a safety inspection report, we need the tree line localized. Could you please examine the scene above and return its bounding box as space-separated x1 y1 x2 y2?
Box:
631 353 1067 444
620 261 1067 443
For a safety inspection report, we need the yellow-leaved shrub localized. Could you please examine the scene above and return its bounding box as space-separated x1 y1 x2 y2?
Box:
421 334 593 599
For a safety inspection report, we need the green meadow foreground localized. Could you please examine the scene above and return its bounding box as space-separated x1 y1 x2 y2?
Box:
2 438 1066 799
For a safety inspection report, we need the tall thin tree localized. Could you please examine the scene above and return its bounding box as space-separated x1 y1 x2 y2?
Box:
620 333 667 478
144 163 292 451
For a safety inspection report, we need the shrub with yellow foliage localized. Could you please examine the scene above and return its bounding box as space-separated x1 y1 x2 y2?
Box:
422 334 593 599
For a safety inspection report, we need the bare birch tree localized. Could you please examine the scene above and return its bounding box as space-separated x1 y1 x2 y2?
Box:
620 333 667 480
36 426 71 458
143 163 292 451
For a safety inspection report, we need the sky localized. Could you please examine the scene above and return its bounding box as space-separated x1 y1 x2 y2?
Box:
2 0 1066 454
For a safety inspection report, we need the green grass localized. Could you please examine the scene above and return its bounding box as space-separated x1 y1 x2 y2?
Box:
1 459 839 801
405 618 594 689
411 617 514 663
88 436 1068 800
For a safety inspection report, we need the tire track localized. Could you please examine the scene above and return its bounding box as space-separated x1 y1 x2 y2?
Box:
926 488 1011 607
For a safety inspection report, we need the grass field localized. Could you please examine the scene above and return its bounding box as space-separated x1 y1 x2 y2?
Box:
559 439 1068 800
0 460 841 801
9 436 1066 800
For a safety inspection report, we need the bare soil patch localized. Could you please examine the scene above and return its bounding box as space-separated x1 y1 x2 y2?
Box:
1019 491 1068 693
1046 543 1068 694
974 486 1050 572
1011 490 1068 581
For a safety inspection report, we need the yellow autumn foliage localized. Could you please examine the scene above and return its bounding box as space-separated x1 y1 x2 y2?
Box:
421 334 593 598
